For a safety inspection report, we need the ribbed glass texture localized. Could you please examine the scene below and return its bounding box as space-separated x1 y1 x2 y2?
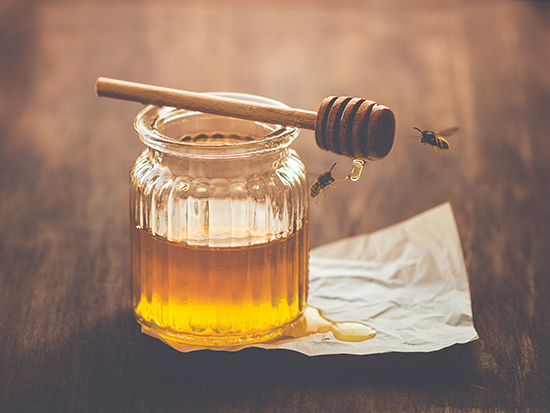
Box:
129 95 309 346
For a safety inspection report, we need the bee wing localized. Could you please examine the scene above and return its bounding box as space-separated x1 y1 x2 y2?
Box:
436 127 459 137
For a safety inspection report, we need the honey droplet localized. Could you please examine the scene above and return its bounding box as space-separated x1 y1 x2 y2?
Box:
281 306 376 343
348 159 365 181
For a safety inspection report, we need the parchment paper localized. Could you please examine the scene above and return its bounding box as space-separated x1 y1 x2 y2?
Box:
142 202 479 356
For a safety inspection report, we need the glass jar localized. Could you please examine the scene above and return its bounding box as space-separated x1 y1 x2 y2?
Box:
130 93 309 346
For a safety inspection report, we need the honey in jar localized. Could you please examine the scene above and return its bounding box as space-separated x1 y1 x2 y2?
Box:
130 94 309 346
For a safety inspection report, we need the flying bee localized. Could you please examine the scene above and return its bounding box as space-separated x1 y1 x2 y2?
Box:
310 162 342 201
413 127 459 154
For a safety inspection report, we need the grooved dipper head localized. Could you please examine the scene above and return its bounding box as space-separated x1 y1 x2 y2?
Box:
315 96 395 160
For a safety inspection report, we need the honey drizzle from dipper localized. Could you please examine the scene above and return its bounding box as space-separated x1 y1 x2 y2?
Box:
348 159 365 181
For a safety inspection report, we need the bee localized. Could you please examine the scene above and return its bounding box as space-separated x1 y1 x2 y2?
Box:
310 162 340 200
413 127 459 154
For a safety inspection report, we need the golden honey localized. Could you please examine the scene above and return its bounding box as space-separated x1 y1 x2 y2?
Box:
131 224 309 345
282 306 375 342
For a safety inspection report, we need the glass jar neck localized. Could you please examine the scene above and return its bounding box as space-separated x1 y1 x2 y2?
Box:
146 145 292 179
134 93 300 161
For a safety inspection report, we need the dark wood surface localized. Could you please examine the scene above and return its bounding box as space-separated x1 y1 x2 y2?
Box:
1 1 550 411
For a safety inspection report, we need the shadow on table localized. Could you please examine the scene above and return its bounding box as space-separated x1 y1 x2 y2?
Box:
127 317 481 411
6 310 482 412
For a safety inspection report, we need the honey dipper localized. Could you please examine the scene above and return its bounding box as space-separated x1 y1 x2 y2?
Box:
95 77 395 160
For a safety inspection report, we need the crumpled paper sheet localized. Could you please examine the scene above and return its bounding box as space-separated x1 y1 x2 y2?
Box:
143 202 479 356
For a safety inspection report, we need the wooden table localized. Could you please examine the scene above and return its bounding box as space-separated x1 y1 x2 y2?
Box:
1 1 549 411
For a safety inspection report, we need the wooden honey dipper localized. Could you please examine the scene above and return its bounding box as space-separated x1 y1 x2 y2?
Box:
95 77 395 160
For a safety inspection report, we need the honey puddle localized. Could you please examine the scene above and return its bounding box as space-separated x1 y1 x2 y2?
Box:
280 306 376 343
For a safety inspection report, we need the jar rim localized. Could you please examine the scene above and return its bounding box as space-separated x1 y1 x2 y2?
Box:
134 92 300 158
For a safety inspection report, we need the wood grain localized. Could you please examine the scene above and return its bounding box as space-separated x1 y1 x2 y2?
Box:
1 1 550 412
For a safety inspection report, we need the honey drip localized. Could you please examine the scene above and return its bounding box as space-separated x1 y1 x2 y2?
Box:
348 159 365 181
281 306 376 342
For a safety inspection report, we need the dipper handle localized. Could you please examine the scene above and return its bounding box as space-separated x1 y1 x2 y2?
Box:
95 77 395 160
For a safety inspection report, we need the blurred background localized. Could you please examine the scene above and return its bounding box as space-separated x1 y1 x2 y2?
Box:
3 0 527 247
